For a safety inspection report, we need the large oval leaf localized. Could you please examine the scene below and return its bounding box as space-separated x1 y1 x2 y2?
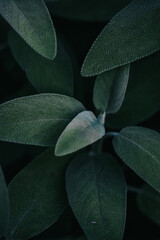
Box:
93 64 130 113
8 30 73 96
0 0 56 59
7 149 70 240
107 52 160 129
0 94 85 146
0 166 10 239
46 0 131 22
81 0 160 76
113 127 160 192
66 153 127 240
137 184 160 225
55 111 105 156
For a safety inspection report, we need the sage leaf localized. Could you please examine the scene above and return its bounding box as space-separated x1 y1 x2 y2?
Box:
93 64 130 113
46 0 131 22
55 111 105 156
0 94 85 146
7 149 70 240
81 0 160 76
137 184 160 225
66 153 127 240
0 0 56 59
106 52 160 128
8 30 73 96
113 127 160 192
0 166 10 238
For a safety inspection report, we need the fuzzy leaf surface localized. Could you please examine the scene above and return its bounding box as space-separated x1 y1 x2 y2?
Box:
93 65 130 113
81 0 160 76
7 149 70 240
55 111 105 156
8 30 73 96
0 94 85 146
113 127 160 192
66 153 127 240
0 0 56 59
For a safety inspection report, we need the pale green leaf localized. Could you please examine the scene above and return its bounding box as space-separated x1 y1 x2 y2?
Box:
81 0 160 76
0 166 10 239
8 30 73 96
7 149 70 240
137 184 160 225
46 0 131 22
113 127 160 192
66 153 127 240
0 94 85 146
0 0 56 59
107 52 160 129
93 64 130 113
55 111 105 156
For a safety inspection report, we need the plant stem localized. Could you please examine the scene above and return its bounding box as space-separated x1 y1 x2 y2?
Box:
98 112 106 125
105 131 119 138
127 185 142 194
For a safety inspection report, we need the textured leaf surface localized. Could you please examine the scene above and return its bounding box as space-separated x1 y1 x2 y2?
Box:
7 149 70 240
81 0 160 76
107 52 160 128
0 0 56 59
46 0 131 22
0 94 85 146
55 111 105 156
113 127 160 192
8 30 73 96
137 184 160 225
66 153 127 240
0 166 10 238
93 65 130 113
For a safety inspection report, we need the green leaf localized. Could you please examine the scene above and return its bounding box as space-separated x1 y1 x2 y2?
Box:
66 153 127 240
0 166 10 239
113 127 160 193
81 0 160 76
0 94 85 146
93 64 130 113
55 111 105 156
46 0 131 22
7 149 70 240
137 184 160 225
8 30 73 96
107 52 160 129
0 0 56 59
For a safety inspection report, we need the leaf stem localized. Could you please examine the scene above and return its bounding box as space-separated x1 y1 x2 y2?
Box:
105 131 119 138
98 112 106 125
127 185 142 194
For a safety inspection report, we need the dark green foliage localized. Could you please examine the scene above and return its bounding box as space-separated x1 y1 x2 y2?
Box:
7 149 70 240
0 0 160 239
0 167 10 239
66 154 127 240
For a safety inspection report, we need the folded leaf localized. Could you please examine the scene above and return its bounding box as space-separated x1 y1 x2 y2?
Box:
66 153 127 240
0 0 56 59
137 184 160 225
93 64 130 113
0 166 10 239
107 52 160 128
0 94 85 146
113 127 160 192
7 149 70 240
8 30 73 96
55 111 105 156
46 0 131 22
81 0 160 76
